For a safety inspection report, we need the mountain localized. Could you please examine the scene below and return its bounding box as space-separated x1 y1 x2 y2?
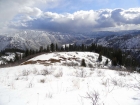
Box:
1 30 140 51
77 33 140 63
0 30 86 51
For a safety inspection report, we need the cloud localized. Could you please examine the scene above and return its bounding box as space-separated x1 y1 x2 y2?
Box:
0 0 62 30
9 8 140 32
19 7 43 17
1 0 140 33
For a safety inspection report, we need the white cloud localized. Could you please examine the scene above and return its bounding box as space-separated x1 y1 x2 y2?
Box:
0 0 62 31
12 8 140 32
1 0 140 33
19 7 43 17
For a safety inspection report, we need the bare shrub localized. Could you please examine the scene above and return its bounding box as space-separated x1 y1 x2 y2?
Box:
97 70 104 77
118 71 130 77
111 78 125 87
27 82 33 88
75 69 87 78
85 90 102 105
40 79 45 83
46 92 53 98
41 69 48 76
133 77 140 90
88 63 93 68
22 70 29 76
111 78 118 86
14 74 19 80
118 71 126 76
102 79 109 87
32 69 37 74
54 70 63 78
73 62 79 66
66 61 79 67
90 68 95 71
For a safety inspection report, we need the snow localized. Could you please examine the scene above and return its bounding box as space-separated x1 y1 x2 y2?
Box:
0 52 23 65
0 52 140 105
0 53 15 64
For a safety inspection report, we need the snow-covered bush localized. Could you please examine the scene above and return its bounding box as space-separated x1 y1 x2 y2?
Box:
96 70 104 77
22 70 29 76
53 70 63 78
102 79 109 87
111 78 118 86
40 69 48 76
118 71 130 77
65 61 79 66
75 69 88 78
111 78 125 87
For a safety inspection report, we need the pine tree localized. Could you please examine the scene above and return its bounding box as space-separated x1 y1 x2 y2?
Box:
56 43 58 51
15 53 19 61
50 43 55 52
47 45 50 52
39 46 43 53
105 59 108 66
81 44 85 51
98 53 102 62
112 57 117 66
81 59 86 67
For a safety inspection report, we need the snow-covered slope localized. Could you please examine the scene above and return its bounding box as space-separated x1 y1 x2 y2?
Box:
0 52 140 105
22 52 110 68
77 34 140 62
78 34 140 49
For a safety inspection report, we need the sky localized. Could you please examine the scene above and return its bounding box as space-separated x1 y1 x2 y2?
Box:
0 0 140 33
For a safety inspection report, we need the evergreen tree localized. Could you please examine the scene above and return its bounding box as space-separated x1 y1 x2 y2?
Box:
60 46 64 51
15 53 19 61
50 43 55 52
81 59 86 67
81 44 85 51
65 44 69 51
69 44 74 51
105 59 109 66
47 45 50 52
112 57 117 66
98 53 102 62
39 46 43 53
56 43 58 51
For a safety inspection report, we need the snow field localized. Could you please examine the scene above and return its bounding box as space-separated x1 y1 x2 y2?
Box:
0 52 139 105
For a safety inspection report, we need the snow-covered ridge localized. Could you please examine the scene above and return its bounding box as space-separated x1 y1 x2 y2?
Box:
1 30 140 52
22 52 111 68
0 52 139 105
1 30 140 51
